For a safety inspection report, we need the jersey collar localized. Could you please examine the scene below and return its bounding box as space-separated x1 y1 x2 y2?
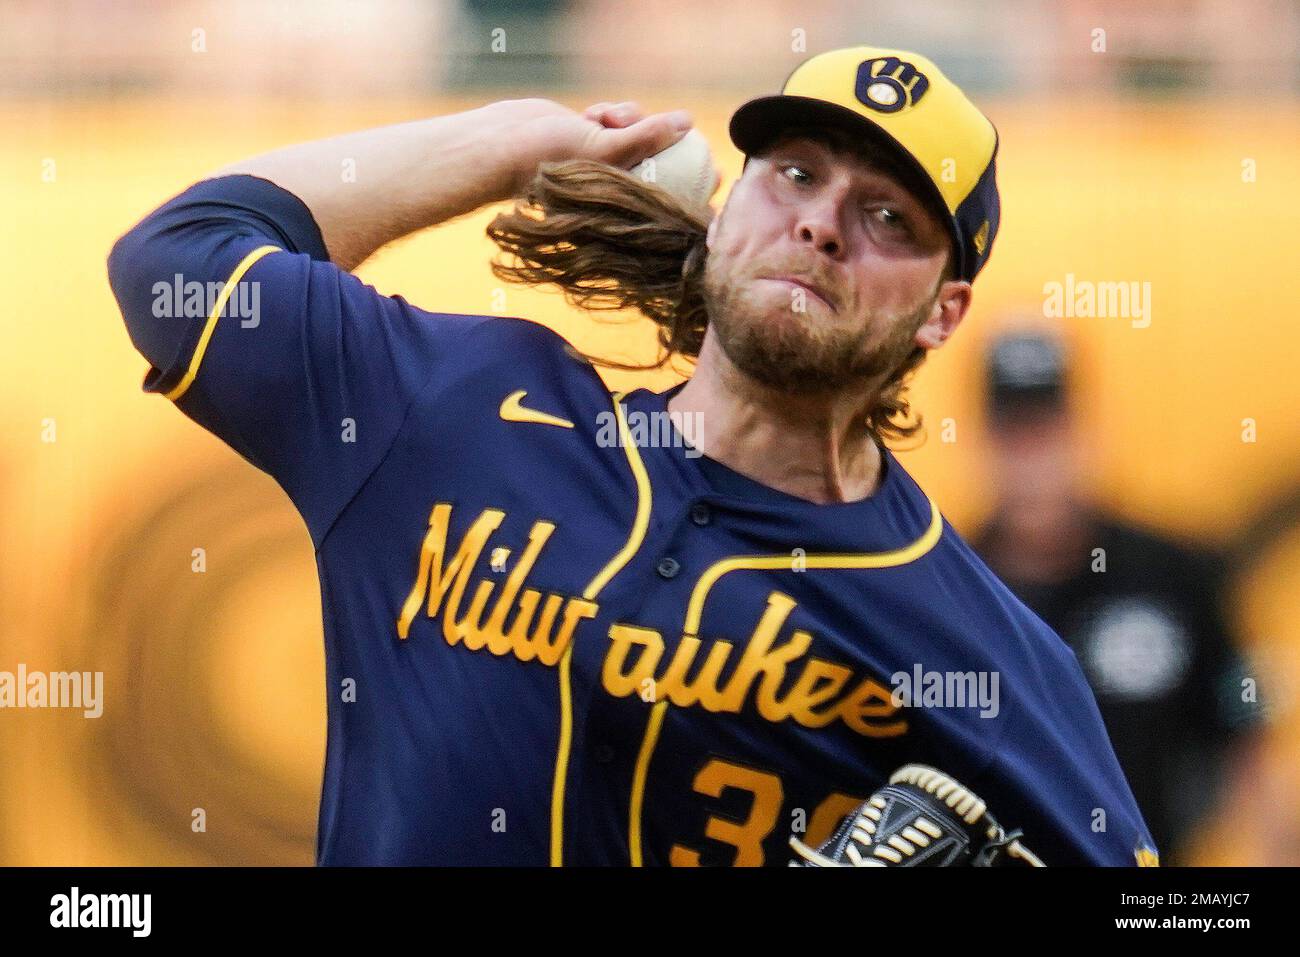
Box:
617 381 941 553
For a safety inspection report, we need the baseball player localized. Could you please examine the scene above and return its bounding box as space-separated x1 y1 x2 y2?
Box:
108 46 1158 866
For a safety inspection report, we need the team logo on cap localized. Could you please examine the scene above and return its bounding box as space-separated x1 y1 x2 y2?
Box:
855 57 930 114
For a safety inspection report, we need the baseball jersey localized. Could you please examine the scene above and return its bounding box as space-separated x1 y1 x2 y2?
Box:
108 174 1158 866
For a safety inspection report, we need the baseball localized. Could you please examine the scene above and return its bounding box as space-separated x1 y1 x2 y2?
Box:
629 127 719 208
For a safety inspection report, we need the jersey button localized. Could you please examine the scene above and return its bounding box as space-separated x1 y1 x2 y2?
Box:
656 556 681 579
689 503 711 526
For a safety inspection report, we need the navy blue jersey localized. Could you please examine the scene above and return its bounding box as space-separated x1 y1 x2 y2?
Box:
108 175 1158 866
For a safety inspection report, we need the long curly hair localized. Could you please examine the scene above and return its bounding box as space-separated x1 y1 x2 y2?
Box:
484 132 942 448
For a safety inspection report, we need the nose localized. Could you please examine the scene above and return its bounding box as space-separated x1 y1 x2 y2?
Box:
794 194 846 259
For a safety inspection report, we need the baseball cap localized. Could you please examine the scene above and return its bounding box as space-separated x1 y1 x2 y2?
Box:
985 330 1068 415
729 46 1000 282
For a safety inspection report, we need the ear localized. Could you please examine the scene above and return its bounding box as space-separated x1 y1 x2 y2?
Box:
914 279 972 350
706 209 719 250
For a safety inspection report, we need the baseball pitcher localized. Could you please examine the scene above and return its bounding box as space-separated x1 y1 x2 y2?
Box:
107 46 1158 866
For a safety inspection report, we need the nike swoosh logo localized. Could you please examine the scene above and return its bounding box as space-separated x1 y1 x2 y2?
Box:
499 389 574 429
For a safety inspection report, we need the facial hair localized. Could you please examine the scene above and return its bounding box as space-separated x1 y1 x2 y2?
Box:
702 250 933 396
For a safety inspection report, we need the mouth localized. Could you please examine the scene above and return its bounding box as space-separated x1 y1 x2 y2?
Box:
757 275 836 312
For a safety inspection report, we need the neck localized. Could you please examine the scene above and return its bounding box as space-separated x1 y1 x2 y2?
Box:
667 334 885 504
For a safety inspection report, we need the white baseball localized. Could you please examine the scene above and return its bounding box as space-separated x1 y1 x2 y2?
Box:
628 128 718 208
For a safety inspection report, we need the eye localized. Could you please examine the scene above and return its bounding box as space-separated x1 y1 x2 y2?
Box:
869 206 907 229
780 163 813 185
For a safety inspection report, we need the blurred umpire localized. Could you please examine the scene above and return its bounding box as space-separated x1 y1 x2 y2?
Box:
970 329 1263 863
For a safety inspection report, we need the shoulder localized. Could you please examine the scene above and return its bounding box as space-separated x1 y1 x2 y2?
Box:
377 309 601 386
436 313 593 371
408 312 619 425
877 455 1084 676
907 497 1067 644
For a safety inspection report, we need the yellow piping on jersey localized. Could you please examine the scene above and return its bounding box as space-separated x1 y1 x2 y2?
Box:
163 244 281 402
627 695 668 865
550 390 653 866
628 495 945 866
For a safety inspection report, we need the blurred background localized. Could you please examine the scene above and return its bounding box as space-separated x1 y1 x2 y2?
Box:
1 0 1297 866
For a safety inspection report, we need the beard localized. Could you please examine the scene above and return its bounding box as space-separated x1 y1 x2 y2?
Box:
701 253 931 396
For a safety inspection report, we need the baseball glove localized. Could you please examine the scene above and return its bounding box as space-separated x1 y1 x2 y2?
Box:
789 763 1046 867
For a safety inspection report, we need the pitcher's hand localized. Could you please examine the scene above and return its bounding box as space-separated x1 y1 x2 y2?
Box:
495 98 694 193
